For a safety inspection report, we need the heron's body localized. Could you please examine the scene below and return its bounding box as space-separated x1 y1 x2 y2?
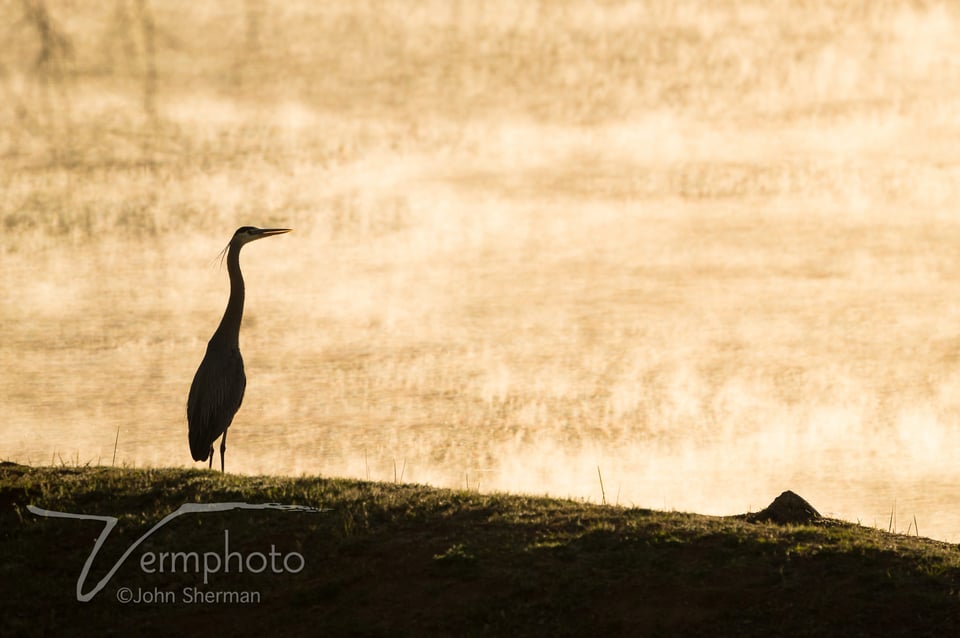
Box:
187 226 290 471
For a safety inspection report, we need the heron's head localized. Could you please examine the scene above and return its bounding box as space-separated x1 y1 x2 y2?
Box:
230 226 292 247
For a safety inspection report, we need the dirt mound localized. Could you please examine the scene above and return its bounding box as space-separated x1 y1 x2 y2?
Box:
746 490 821 524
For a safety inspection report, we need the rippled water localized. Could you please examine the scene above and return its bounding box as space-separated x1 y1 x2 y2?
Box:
6 196 960 543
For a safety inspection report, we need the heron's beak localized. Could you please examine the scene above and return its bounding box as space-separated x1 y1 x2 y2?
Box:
255 228 292 238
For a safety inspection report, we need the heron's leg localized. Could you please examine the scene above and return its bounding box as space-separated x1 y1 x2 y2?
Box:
220 429 228 473
208 446 214 469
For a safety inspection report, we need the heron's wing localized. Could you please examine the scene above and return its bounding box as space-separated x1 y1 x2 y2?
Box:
187 345 246 461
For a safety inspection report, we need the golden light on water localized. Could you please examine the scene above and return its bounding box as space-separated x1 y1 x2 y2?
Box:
4 1 960 540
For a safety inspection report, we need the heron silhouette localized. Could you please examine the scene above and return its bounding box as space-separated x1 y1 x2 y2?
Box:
188 226 291 472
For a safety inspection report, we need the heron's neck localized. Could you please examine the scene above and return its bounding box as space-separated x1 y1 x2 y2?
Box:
212 244 244 347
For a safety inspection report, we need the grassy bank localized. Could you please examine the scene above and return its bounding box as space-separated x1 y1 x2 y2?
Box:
1 463 958 636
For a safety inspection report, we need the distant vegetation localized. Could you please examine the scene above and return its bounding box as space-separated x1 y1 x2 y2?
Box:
4 1 960 242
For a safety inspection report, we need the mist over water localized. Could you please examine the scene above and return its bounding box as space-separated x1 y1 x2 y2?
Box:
4 1 960 542
8 195 960 542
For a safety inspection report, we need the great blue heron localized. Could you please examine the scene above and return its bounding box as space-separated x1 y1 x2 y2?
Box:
187 226 291 472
